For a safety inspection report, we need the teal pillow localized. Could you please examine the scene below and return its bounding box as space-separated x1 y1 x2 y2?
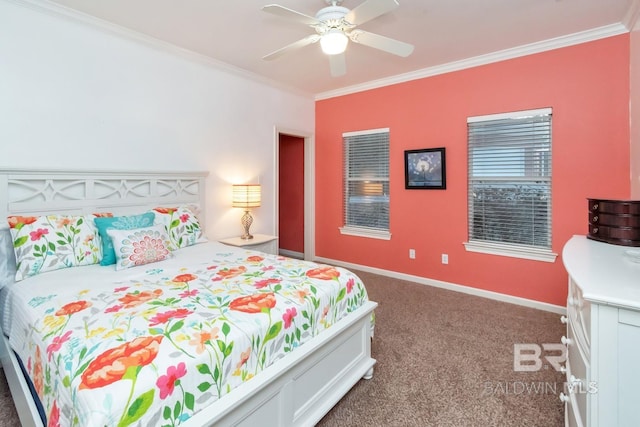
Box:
94 212 155 266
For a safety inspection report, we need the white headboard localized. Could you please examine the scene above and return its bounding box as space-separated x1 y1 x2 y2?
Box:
0 169 209 229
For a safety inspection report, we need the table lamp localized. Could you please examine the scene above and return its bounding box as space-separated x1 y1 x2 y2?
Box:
232 184 261 239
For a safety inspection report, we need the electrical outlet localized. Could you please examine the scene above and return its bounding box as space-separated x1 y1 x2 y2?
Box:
409 249 416 259
441 254 449 264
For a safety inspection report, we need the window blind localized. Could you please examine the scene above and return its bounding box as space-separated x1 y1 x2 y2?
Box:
467 110 552 249
343 129 390 232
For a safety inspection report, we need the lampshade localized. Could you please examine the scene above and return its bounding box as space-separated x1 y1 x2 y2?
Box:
232 184 261 208
320 30 348 55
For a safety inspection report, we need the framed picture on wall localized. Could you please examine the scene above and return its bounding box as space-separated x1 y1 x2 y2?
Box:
404 147 446 189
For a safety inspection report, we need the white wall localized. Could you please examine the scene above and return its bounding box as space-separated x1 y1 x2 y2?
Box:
0 0 315 238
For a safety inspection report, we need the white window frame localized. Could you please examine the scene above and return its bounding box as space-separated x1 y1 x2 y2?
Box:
464 108 557 262
339 128 391 240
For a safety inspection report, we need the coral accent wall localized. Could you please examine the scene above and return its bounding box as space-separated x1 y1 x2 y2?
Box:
279 134 305 253
315 35 630 306
631 20 640 198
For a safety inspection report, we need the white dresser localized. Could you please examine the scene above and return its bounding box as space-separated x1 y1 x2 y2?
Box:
561 235 640 427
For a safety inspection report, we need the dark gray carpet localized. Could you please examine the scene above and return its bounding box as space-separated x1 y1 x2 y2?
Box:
317 270 565 427
0 367 19 426
0 270 564 426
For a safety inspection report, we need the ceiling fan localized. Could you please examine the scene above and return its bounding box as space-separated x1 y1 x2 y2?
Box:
261 0 414 77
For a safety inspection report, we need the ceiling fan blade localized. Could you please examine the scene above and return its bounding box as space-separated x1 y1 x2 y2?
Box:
344 0 399 26
329 53 346 77
349 29 414 57
262 4 320 26
262 34 321 61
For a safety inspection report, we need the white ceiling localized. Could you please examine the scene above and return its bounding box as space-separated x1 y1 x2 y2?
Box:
43 0 636 97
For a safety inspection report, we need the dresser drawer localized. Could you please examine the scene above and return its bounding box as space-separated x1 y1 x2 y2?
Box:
565 375 584 427
588 212 640 228
568 279 591 352
589 199 640 215
567 321 589 384
566 322 589 427
588 224 640 246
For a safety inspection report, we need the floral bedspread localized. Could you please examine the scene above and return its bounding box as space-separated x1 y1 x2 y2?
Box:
16 245 369 426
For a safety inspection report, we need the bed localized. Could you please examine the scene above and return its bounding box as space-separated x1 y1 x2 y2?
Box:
0 169 377 427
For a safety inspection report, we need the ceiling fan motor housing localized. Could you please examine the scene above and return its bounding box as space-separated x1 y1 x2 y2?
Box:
315 5 352 33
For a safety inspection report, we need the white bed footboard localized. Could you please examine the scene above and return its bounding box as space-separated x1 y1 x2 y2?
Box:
0 302 376 427
189 301 377 427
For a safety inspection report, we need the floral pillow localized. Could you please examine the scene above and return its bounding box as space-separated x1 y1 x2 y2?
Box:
7 214 107 281
94 212 155 266
152 205 206 250
106 224 173 270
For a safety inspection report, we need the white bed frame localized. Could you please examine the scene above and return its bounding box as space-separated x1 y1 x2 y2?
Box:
0 169 377 427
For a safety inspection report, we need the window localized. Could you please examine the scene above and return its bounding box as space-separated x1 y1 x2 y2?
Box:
465 109 557 262
339 128 390 240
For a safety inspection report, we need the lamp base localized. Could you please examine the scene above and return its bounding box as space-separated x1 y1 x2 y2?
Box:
240 210 254 240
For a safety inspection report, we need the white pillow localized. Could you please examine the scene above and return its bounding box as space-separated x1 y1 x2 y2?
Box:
151 205 207 250
0 226 16 290
107 224 173 271
8 214 104 281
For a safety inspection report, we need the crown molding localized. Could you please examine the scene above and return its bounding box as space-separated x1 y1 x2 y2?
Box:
315 23 628 100
623 0 640 30
6 0 313 99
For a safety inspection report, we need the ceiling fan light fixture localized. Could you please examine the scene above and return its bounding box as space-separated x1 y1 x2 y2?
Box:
320 29 348 55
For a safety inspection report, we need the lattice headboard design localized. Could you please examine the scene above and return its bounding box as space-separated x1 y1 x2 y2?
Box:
0 169 209 229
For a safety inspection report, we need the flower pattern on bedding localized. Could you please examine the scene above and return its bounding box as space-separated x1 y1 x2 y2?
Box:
8 214 107 281
20 250 368 426
153 206 205 250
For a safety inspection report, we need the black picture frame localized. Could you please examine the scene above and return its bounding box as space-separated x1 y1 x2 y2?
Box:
404 148 446 189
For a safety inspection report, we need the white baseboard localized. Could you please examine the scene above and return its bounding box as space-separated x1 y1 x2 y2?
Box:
279 248 304 259
313 256 566 315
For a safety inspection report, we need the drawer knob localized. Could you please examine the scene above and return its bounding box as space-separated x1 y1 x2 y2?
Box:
592 203 599 210
592 226 599 234
561 336 571 346
592 215 599 222
560 365 567 374
560 315 568 324
559 392 569 403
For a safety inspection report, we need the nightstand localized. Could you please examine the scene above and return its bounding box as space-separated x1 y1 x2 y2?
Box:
218 234 278 255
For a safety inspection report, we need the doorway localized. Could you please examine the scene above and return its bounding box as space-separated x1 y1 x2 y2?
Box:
275 128 314 261
278 134 305 259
